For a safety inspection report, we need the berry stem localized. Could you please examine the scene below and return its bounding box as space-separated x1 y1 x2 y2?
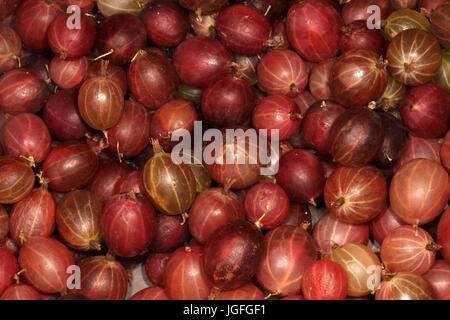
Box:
92 48 115 62
331 196 345 208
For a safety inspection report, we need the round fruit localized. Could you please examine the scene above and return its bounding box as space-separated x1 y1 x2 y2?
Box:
0 156 34 204
252 95 302 141
208 134 262 190
42 141 99 193
431 1 450 49
286 0 342 63
128 48 180 109
49 56 89 90
339 20 387 55
341 0 391 25
19 236 74 294
399 83 449 139
257 49 308 97
328 106 384 167
244 182 290 230
216 5 272 55
141 0 189 48
95 13 147 65
43 89 90 141
275 149 325 205
144 253 171 286
375 272 434 300
308 58 336 101
423 260 450 300
0 237 18 257
201 73 255 129
203 220 264 292
256 225 318 296
330 243 382 297
329 49 388 108
102 192 156 257
189 185 245 244
149 212 190 253
78 76 125 130
47 11 96 59
302 260 348 300
76 255 128 300
0 69 50 114
0 248 18 297
14 0 65 52
380 225 439 275
389 158 448 225
313 213 370 256
173 36 232 88
143 140 197 215
0 25 21 73
0 283 42 300
56 190 103 252
372 112 408 168
301 100 345 155
384 8 431 41
9 188 55 246
164 245 213 300
387 29 442 86
324 166 387 224
150 98 200 152
3 113 51 164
